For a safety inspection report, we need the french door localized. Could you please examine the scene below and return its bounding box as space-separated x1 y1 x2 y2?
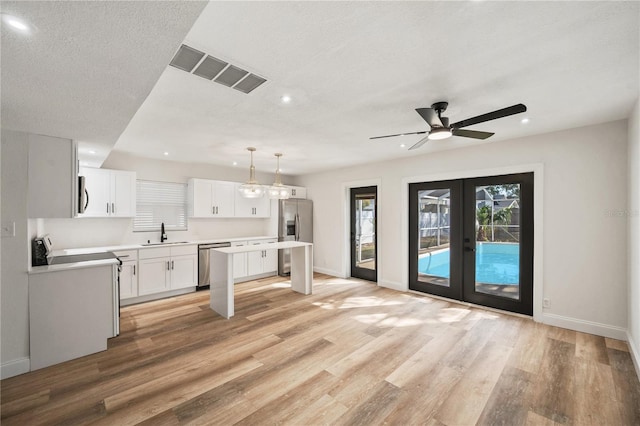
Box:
350 186 377 282
409 173 533 315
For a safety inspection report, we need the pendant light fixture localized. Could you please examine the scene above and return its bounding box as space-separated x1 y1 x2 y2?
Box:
238 147 265 198
268 153 291 199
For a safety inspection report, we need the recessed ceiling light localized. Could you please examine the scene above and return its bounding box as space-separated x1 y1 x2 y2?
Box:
400 144 406 148
233 161 238 166
521 118 530 124
163 152 169 156
281 95 292 104
1 14 33 34
88 150 97 155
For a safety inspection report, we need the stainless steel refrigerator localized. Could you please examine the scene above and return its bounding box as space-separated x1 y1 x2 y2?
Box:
278 198 313 276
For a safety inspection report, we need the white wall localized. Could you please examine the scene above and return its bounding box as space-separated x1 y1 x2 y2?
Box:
41 152 294 249
296 120 629 338
628 98 640 371
1 130 31 378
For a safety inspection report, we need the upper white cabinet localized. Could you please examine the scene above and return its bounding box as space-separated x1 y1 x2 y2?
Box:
288 186 306 199
79 167 136 217
188 178 235 218
28 135 78 218
233 183 271 218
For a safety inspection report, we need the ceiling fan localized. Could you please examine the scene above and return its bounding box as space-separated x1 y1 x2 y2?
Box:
370 102 527 150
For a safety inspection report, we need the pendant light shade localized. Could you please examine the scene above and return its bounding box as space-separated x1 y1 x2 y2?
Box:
238 147 265 198
268 153 290 199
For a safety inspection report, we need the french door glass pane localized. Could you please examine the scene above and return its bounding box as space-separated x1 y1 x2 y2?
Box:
355 197 375 270
474 184 521 300
417 189 451 287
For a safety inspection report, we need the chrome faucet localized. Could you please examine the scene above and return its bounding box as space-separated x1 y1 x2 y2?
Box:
160 222 167 243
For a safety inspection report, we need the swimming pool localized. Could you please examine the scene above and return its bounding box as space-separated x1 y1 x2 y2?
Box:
418 243 519 285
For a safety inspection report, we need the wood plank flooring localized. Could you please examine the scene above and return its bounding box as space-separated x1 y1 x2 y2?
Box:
2 273 639 425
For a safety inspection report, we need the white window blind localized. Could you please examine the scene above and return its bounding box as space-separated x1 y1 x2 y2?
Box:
134 180 188 231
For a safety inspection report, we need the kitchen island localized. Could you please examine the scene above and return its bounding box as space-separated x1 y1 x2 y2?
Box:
209 241 313 318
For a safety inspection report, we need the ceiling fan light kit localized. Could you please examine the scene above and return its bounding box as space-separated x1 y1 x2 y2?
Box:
371 101 527 150
268 153 291 200
238 147 265 198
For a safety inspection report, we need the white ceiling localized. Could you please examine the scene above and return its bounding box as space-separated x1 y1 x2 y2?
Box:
3 1 639 176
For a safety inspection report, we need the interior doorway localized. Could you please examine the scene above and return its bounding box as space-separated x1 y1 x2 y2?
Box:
350 186 377 282
408 173 534 315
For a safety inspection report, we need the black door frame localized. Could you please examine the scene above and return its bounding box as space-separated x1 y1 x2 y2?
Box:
350 186 378 282
409 173 534 315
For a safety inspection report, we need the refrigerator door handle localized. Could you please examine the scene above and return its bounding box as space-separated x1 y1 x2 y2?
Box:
295 213 300 241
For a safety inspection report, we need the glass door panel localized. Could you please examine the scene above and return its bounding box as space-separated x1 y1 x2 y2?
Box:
351 186 377 282
473 183 521 300
409 180 462 300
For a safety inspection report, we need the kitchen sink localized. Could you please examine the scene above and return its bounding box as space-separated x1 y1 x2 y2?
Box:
142 241 190 246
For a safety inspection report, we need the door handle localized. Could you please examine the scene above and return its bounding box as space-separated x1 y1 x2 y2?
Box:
107 203 110 214
212 206 215 215
167 261 170 270
133 265 136 275
171 260 174 270
112 203 115 214
465 247 476 252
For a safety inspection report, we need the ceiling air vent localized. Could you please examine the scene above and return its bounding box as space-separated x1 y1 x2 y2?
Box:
193 55 228 80
168 44 267 94
169 45 205 72
233 74 267 94
214 65 249 87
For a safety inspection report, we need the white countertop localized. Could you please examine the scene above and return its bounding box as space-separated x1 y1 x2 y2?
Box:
213 241 311 254
29 258 120 274
49 236 278 257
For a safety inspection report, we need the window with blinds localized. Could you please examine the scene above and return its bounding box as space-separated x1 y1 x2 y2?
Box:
134 180 188 231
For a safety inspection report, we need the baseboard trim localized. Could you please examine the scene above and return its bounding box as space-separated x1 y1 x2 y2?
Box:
378 280 405 292
313 266 344 278
1 357 30 379
627 332 640 381
541 312 627 340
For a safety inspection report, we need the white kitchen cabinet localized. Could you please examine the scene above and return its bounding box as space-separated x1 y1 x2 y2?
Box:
232 241 248 280
188 178 235 217
138 245 197 295
233 184 271 218
247 238 278 276
114 250 138 300
28 134 78 218
79 167 136 217
288 186 307 199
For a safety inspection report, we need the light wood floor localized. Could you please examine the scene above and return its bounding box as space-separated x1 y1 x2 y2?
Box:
2 273 639 425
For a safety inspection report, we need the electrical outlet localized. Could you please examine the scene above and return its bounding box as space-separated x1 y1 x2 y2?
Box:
543 298 550 308
1 222 15 238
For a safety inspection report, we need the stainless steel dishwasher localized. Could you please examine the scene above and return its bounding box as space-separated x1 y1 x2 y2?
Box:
198 242 231 289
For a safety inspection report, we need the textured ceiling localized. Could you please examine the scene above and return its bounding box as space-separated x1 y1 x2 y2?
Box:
2 2 639 175
0 0 207 162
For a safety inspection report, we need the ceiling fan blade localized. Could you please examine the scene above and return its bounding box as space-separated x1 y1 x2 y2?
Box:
370 131 427 140
451 104 527 129
408 135 429 150
415 108 443 128
452 128 495 140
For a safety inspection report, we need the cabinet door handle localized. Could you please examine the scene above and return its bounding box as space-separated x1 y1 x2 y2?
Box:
112 203 115 214
171 260 175 270
216 206 219 214
212 206 214 215
133 265 136 275
107 203 110 214
167 261 170 271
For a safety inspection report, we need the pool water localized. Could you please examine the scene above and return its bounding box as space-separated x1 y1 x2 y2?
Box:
418 243 520 285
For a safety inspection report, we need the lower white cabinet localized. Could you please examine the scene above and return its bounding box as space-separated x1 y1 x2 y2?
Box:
232 241 248 280
246 239 278 278
115 250 139 299
138 245 197 296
